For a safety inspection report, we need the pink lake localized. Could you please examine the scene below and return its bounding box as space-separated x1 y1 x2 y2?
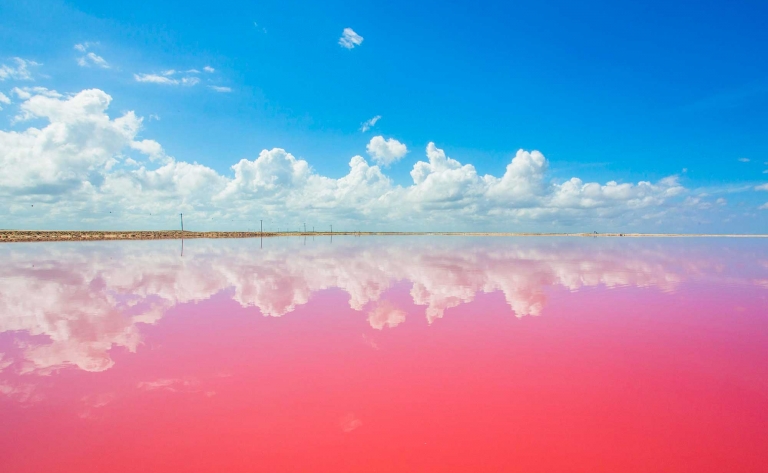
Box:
1 236 767 472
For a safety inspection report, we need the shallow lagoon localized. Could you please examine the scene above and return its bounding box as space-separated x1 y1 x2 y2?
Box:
1 236 767 472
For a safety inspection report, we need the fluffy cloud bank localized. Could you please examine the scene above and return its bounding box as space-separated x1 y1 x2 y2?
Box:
0 88 691 230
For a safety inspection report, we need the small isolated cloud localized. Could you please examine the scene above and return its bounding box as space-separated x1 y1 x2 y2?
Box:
203 66 215 73
209 86 232 93
74 43 109 68
756 183 768 191
149 114 160 121
137 378 199 392
716 198 727 205
760 203 768 210
339 28 364 49
74 42 97 52
82 393 116 409
134 73 177 85
0 57 40 81
340 413 362 433
134 73 199 86
0 92 10 110
739 158 750 163
77 52 110 69
361 115 381 132
366 136 408 166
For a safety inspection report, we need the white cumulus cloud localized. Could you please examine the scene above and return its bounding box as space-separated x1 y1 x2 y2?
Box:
209 85 232 93
366 136 408 166
0 87 699 231
203 66 214 73
339 28 364 49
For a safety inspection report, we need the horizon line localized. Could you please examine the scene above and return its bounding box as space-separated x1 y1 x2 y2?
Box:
2 230 768 243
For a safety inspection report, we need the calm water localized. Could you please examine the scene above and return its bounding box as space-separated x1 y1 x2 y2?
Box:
1 237 767 472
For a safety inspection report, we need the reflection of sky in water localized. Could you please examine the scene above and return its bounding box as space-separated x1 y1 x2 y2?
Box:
1 237 767 472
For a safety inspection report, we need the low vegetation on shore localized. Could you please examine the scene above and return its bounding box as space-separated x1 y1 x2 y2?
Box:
1 230 766 243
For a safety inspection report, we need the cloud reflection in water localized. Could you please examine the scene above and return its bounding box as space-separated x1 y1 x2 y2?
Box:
0 237 764 374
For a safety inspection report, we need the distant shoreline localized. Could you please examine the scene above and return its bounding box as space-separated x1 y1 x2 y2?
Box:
1 230 767 243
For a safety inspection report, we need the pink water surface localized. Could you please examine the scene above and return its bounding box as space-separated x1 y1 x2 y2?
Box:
1 237 767 472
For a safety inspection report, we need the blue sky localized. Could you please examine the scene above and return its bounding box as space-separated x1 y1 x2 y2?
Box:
1 0 768 232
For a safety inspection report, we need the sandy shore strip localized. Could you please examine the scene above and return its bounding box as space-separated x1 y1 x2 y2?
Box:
1 230 767 243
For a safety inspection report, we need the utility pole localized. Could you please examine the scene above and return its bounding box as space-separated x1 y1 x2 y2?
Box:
303 223 306 233
260 219 263 236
